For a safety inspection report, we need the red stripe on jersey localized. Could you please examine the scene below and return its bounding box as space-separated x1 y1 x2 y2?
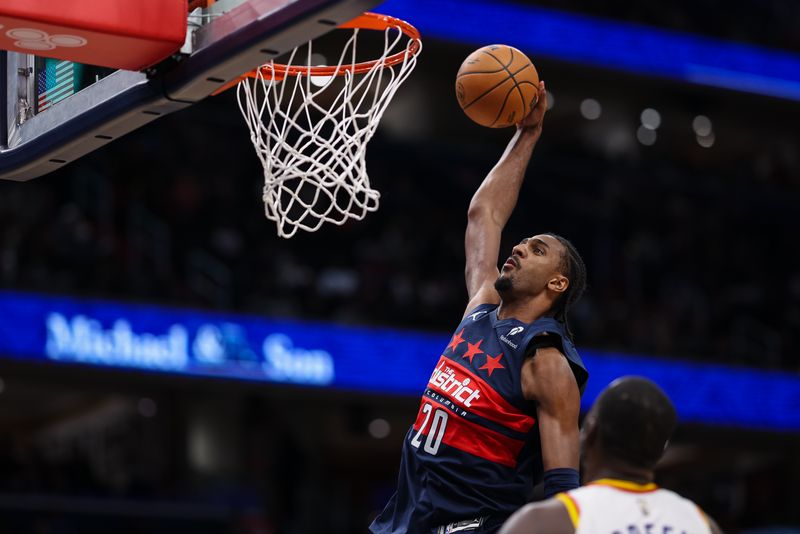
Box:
412 399 524 467
427 355 535 433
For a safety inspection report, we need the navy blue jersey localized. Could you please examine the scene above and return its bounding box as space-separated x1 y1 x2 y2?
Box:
371 304 588 534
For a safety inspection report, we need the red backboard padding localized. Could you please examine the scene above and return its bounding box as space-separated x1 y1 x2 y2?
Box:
0 0 187 70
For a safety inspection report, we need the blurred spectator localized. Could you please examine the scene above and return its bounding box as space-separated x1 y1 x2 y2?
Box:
1 118 797 371
528 0 800 52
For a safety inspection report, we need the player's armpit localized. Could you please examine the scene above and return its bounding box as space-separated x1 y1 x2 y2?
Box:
521 347 581 471
463 122 542 305
498 499 575 534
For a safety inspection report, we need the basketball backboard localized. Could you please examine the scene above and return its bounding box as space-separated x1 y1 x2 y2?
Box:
0 0 381 182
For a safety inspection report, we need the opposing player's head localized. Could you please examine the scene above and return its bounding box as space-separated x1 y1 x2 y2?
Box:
495 233 586 337
582 376 677 478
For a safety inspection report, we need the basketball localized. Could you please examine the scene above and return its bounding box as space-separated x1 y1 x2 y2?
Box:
455 44 540 128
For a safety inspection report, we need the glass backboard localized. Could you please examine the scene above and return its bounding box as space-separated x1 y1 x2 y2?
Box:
0 0 381 182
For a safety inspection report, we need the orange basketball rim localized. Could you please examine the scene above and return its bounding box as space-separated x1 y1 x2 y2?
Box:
213 12 421 94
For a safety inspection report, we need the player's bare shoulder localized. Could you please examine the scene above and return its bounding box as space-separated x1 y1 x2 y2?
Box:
521 345 576 403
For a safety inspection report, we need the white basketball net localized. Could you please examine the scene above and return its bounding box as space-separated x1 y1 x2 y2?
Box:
237 23 420 238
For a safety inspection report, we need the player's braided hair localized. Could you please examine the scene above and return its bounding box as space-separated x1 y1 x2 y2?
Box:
547 233 586 341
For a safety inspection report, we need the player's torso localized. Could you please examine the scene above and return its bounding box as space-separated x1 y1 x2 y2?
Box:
564 481 711 534
403 305 569 520
370 305 587 532
412 304 537 462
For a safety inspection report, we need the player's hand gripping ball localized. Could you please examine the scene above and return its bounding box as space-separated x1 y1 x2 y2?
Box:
456 44 540 128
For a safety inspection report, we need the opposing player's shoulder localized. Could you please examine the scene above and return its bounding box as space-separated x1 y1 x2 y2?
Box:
499 497 575 534
669 491 722 534
703 510 724 534
653 489 721 534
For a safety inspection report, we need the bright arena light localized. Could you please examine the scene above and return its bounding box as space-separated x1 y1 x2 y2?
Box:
309 52 332 87
579 98 602 120
636 125 657 145
545 90 555 110
640 108 661 130
368 418 391 439
692 115 713 136
697 132 715 148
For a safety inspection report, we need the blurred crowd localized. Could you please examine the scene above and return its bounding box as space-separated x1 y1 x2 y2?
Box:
0 393 318 533
530 0 800 52
0 102 798 372
1 3 799 532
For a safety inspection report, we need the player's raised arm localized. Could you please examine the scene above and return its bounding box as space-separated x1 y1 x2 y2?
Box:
522 345 581 496
464 81 548 313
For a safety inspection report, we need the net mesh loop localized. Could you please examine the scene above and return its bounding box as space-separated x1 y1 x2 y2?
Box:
236 17 420 238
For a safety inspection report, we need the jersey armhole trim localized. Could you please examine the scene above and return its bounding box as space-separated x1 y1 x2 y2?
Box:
555 492 580 529
695 504 711 529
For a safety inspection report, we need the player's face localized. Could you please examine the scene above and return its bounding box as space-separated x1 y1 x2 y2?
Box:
495 234 568 299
